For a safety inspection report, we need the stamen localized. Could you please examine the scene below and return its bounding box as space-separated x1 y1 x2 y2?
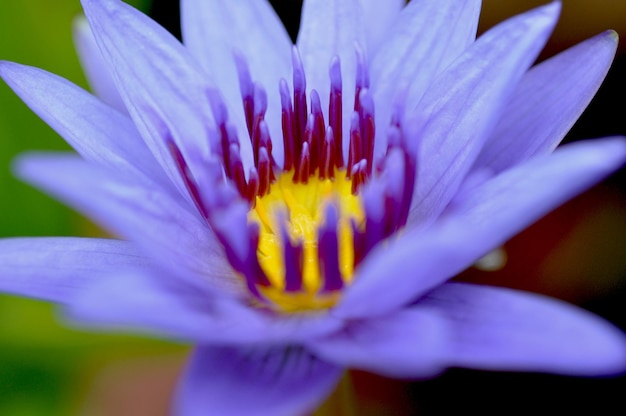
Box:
354 44 369 112
280 217 304 292
351 217 366 267
329 56 344 168
319 127 335 180
279 78 296 171
350 159 368 194
166 138 209 220
360 181 386 259
301 114 315 177
228 142 246 196
252 83 268 164
384 125 416 228
294 141 311 184
245 222 272 289
383 153 404 234
319 203 343 292
258 120 275 178
358 89 376 176
258 146 272 196
246 167 260 204
292 47 308 145
347 112 361 178
233 51 255 137
310 89 325 170
206 90 230 171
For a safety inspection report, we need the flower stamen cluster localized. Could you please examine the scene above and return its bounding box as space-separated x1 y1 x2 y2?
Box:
167 46 417 312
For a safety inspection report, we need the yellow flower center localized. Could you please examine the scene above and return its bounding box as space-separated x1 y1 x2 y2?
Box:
248 169 363 312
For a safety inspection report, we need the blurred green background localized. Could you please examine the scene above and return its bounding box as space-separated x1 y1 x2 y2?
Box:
0 2 185 415
0 1 625 415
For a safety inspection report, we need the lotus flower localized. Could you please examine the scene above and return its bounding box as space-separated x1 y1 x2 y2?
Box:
1 0 625 415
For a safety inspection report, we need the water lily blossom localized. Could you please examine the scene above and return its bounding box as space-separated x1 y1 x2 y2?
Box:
1 0 626 414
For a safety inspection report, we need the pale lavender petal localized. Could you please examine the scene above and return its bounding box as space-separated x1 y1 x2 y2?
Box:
68 268 342 344
475 30 618 173
0 61 169 187
309 308 447 378
72 15 126 113
371 0 480 156
297 0 365 145
81 0 216 200
407 3 560 228
175 345 342 416
358 0 404 53
335 137 626 319
181 0 291 162
67 268 258 342
14 153 240 297
0 237 149 303
421 283 626 375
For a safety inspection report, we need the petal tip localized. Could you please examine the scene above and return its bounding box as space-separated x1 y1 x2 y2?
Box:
0 59 18 76
606 29 620 42
529 0 561 24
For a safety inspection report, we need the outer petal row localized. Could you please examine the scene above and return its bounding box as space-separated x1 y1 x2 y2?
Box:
421 283 626 375
317 282 626 377
337 137 626 318
14 153 238 297
73 16 126 113
175 346 342 416
406 3 560 228
66 266 342 344
81 0 219 206
309 307 448 378
0 237 148 303
371 0 480 156
0 61 168 187
169 279 626 414
476 30 618 173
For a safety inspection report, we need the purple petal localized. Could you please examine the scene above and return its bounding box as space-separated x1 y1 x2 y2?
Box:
297 0 365 146
0 237 148 303
335 137 626 319
181 0 291 163
421 283 626 375
406 3 560 228
371 0 480 156
81 0 216 201
72 15 126 113
0 61 169 187
475 30 618 173
68 264 342 344
14 153 240 297
358 0 404 53
309 308 447 378
66 267 254 342
175 345 342 416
